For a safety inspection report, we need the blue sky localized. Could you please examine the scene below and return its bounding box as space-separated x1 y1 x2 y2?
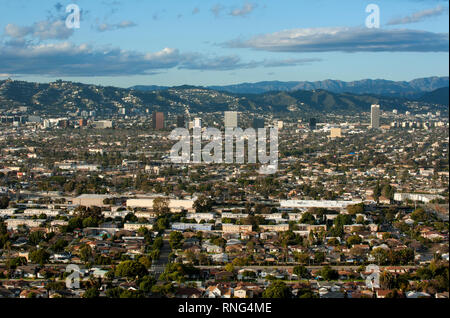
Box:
0 0 448 87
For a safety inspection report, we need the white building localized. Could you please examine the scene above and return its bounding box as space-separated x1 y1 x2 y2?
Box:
371 104 381 129
280 200 362 210
224 111 238 128
126 198 195 212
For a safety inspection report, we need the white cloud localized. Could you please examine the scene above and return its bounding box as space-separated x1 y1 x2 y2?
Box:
96 20 137 32
230 3 258 17
226 26 449 52
4 20 73 41
387 5 448 25
0 39 322 76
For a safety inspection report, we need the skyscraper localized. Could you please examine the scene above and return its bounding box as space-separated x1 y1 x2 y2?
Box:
224 111 238 128
371 104 381 129
194 117 202 129
309 118 317 130
176 115 185 128
152 112 164 130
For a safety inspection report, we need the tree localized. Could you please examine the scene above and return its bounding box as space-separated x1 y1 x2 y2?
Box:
300 212 315 225
294 252 310 265
169 231 184 250
153 197 170 215
411 208 430 223
262 281 291 298
373 181 381 202
293 265 310 279
28 231 45 246
138 256 152 268
347 235 362 246
139 276 156 293
115 260 148 279
83 288 100 298
347 203 364 215
193 195 213 213
382 184 396 201
314 252 325 264
79 245 93 263
224 263 235 273
0 196 10 209
320 266 338 281
380 271 396 289
29 249 50 265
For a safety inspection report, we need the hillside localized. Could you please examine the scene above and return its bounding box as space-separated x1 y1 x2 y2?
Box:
206 77 449 97
419 87 449 105
0 79 447 117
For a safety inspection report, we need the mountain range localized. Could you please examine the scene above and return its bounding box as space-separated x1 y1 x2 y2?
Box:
132 77 449 98
0 78 447 117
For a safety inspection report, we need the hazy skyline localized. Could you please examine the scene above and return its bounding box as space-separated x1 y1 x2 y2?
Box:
0 0 448 87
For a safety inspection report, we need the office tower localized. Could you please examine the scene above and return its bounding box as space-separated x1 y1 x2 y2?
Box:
176 115 185 128
309 118 317 130
252 118 265 129
330 128 342 138
152 112 164 130
79 119 88 127
224 111 238 128
371 104 381 129
194 117 202 129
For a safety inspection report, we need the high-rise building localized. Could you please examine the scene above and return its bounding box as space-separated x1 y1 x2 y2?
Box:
252 118 265 129
371 104 381 129
194 118 202 129
152 112 164 130
309 118 317 130
330 128 342 138
176 115 185 128
79 119 88 127
224 111 238 128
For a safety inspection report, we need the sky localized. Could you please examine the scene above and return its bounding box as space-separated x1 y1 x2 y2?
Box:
0 0 448 87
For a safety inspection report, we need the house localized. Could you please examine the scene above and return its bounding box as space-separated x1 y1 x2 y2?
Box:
225 244 243 253
376 289 392 298
205 285 231 298
211 253 228 263
175 287 203 298
215 271 234 281
234 286 253 298
19 288 48 298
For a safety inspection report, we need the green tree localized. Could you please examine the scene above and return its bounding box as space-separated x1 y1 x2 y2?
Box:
320 266 338 281
262 281 291 298
193 195 214 213
0 196 10 209
153 197 170 215
29 249 50 265
169 231 184 250
83 288 100 298
115 260 148 279
293 265 310 279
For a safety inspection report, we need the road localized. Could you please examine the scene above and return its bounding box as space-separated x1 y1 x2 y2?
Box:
150 237 171 279
194 265 418 271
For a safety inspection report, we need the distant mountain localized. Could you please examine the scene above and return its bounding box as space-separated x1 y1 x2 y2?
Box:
130 85 168 91
207 77 449 97
0 79 447 117
419 87 449 105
